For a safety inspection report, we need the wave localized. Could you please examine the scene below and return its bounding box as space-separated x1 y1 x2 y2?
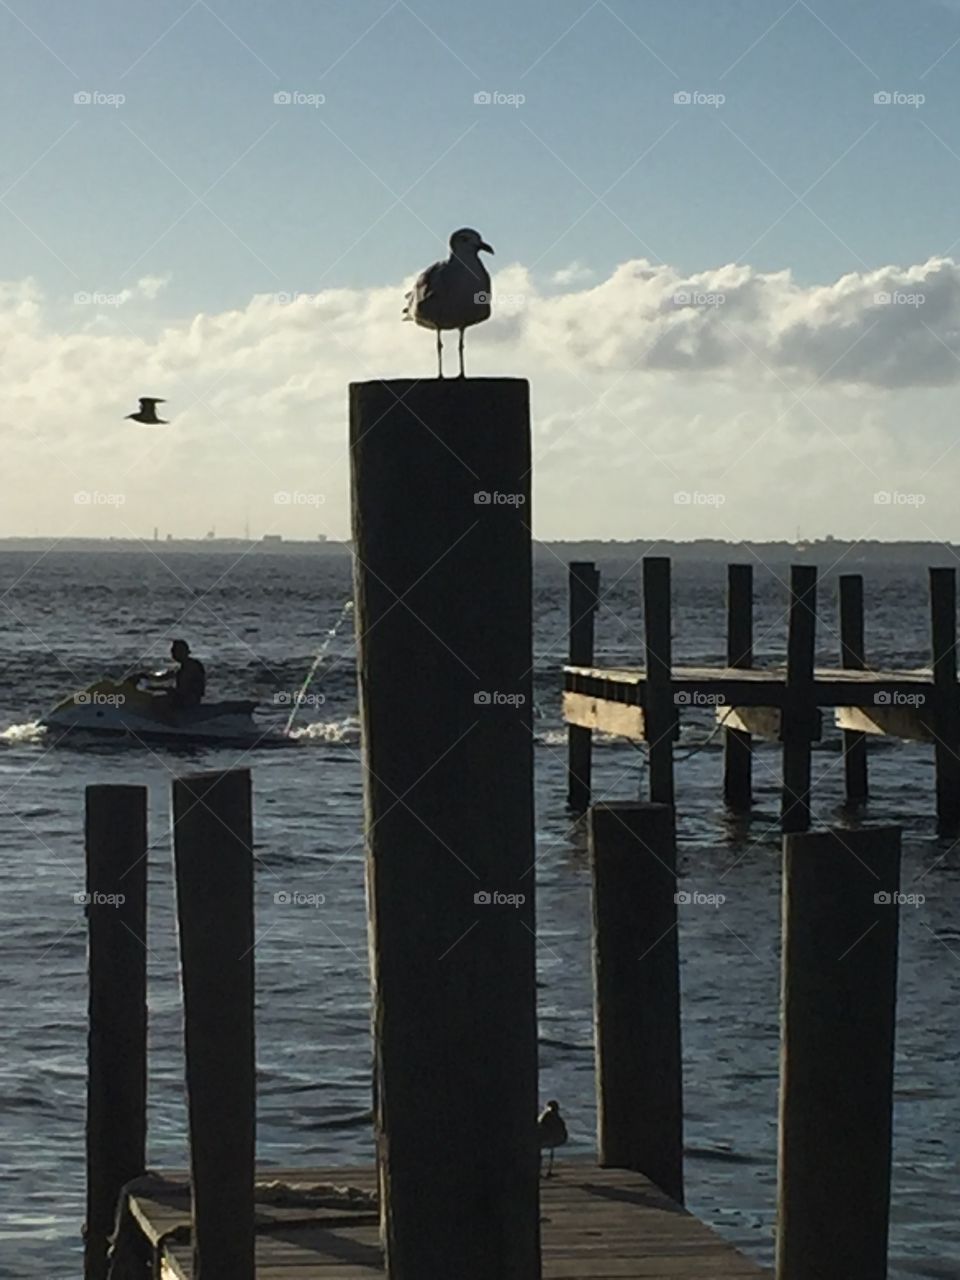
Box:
288 717 362 746
0 721 46 745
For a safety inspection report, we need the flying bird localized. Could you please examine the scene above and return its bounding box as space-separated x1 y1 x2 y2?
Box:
126 397 168 425
538 1099 568 1178
403 227 494 378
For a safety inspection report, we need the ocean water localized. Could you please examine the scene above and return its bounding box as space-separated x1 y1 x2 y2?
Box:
0 550 958 1278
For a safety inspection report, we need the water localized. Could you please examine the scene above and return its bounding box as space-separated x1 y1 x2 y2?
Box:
1 550 958 1278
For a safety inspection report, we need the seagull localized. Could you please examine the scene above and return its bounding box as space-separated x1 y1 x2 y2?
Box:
125 397 168 425
403 228 494 378
538 1100 568 1178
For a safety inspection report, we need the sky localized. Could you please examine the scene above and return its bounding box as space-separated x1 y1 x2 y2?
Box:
3 0 960 541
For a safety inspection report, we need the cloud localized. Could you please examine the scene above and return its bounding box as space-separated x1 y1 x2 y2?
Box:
551 261 595 287
3 255 960 540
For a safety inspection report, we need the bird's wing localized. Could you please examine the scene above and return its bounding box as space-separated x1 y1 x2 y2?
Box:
139 397 165 409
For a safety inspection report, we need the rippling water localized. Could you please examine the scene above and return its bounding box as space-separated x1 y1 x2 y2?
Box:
1 551 958 1277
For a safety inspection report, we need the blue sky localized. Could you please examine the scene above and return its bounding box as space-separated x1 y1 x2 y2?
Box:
3 0 960 309
4 0 960 541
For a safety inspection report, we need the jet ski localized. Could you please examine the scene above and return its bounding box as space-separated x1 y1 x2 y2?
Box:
42 675 277 746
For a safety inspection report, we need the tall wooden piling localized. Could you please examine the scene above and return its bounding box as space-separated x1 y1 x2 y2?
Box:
724 563 753 810
839 574 868 804
84 785 148 1280
781 566 818 833
642 557 676 806
777 825 901 1280
589 802 683 1204
568 561 601 813
173 769 255 1280
930 567 960 836
350 379 540 1280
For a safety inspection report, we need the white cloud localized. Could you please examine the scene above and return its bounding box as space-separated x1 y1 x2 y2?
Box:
551 261 595 286
3 256 960 541
136 273 171 300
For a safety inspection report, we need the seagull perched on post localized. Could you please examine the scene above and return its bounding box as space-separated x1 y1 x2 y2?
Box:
538 1099 568 1178
125 397 168 425
403 227 494 378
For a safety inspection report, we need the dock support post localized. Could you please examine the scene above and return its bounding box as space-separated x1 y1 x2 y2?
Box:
777 825 901 1280
589 802 683 1204
781 566 818 833
839 574 868 805
930 567 960 836
84 785 148 1280
642 557 676 806
173 769 255 1280
568 561 600 813
350 379 540 1280
723 563 753 810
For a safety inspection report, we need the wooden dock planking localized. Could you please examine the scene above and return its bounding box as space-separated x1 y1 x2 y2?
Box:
124 1162 769 1280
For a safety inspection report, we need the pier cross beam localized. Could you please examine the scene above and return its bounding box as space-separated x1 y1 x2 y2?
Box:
350 379 541 1280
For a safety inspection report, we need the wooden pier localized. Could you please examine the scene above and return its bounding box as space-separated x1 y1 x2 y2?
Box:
564 557 960 833
119 1161 769 1279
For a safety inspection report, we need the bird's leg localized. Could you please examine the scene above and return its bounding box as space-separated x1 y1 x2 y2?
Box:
436 329 444 379
458 328 466 378
547 1147 555 1178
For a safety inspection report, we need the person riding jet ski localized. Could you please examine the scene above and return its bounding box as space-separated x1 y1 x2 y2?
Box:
155 639 206 710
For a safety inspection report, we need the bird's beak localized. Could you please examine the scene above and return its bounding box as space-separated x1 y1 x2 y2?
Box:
480 242 494 254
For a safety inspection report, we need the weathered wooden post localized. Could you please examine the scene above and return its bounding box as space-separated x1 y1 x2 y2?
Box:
930 567 960 836
777 825 901 1280
723 563 753 810
351 379 540 1279
173 769 255 1280
839 574 868 804
642 556 676 806
589 801 683 1204
781 566 818 833
568 560 600 813
84 785 148 1280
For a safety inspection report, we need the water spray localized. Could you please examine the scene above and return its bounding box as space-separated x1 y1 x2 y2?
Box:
284 599 355 737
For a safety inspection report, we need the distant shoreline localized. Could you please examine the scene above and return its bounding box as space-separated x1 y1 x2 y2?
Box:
0 536 956 564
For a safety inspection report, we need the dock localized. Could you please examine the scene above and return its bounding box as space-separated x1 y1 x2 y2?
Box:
118 1162 769 1279
563 556 960 833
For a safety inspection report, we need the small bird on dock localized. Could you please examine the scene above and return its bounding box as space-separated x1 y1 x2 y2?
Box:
402 227 494 378
125 397 168 425
538 1099 568 1178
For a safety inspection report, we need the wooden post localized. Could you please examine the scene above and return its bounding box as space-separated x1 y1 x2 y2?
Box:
642 556 676 806
589 802 683 1205
777 826 901 1280
568 560 600 813
350 379 540 1280
84 786 148 1280
930 567 960 836
839 574 868 805
781 565 818 833
173 769 255 1280
723 563 753 810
